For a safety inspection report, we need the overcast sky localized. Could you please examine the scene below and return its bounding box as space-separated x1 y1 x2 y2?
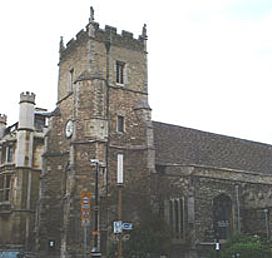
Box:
1 0 272 144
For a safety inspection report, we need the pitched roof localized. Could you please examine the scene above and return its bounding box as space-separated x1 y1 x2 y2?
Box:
153 121 272 174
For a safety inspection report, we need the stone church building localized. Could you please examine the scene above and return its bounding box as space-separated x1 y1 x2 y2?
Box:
1 6 272 258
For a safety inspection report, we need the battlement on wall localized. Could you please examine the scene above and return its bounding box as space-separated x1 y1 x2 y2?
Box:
0 114 7 124
20 91 36 104
60 20 147 59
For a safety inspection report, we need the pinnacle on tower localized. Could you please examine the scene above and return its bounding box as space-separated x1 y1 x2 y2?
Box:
89 6 95 23
142 24 148 40
59 36 65 53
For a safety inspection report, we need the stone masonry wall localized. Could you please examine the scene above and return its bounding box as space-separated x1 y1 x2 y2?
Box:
37 18 151 257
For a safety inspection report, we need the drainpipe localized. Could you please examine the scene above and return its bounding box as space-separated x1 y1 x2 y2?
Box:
235 185 241 233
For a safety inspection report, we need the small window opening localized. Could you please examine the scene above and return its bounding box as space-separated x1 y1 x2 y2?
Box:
117 116 124 133
116 61 125 84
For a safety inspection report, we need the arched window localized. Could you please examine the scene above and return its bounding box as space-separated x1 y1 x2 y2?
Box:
165 198 184 239
213 194 232 239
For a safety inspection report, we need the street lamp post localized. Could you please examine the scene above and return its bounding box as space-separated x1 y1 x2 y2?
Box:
90 159 102 257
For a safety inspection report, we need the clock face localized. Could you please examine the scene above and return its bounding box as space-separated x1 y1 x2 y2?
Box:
65 120 74 138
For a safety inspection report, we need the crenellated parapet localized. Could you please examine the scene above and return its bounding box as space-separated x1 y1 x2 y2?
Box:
0 114 7 125
20 91 36 105
18 91 36 130
59 7 147 60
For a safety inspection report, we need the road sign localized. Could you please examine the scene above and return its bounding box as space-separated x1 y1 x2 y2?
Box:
113 221 133 233
113 221 123 233
122 222 133 230
80 191 92 226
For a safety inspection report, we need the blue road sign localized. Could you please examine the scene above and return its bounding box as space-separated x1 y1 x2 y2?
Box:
122 222 133 230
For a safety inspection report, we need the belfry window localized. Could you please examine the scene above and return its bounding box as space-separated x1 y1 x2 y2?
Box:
116 61 125 85
165 198 184 239
0 174 11 202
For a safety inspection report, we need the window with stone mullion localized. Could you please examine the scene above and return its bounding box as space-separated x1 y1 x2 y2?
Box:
6 146 13 163
0 174 11 202
166 198 184 239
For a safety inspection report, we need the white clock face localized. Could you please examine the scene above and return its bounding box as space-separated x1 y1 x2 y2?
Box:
65 120 74 138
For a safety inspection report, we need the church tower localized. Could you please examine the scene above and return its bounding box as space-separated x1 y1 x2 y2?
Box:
37 7 154 257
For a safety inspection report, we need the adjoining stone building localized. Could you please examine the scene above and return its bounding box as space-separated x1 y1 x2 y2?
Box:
1 6 272 258
0 92 47 254
153 122 272 257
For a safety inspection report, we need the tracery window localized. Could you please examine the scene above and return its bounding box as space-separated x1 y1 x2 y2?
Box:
213 194 232 239
165 198 184 239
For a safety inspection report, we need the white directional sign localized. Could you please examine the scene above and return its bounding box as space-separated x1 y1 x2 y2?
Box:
113 221 123 234
117 154 124 184
113 221 133 233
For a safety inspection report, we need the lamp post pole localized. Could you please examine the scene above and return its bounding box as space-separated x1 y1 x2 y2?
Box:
90 159 101 257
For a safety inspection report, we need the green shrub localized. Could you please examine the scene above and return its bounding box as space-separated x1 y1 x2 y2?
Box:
209 235 272 258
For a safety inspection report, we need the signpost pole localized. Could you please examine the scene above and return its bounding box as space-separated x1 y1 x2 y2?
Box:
80 191 92 258
117 185 123 258
84 225 87 258
215 239 220 258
